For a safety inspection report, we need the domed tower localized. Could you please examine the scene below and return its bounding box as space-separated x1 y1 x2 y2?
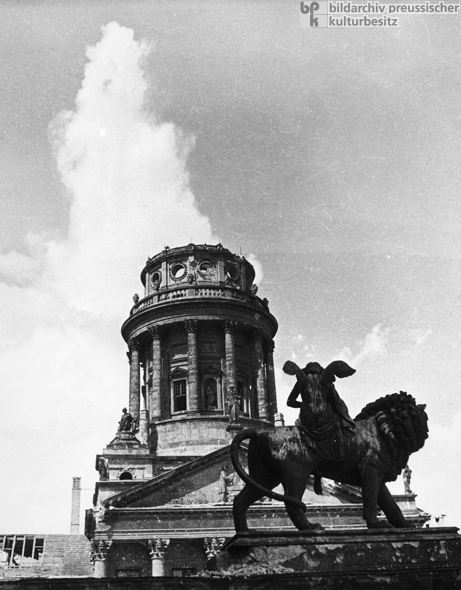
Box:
119 243 278 458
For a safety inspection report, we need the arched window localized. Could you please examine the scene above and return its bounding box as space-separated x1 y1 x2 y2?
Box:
119 471 133 481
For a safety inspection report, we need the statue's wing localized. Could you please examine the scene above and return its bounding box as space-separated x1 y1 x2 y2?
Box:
323 360 356 383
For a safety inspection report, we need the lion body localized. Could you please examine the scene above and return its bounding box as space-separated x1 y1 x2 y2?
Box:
231 392 428 531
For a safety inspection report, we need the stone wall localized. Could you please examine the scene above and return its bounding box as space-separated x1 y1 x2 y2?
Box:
1 570 461 589
0 535 92 580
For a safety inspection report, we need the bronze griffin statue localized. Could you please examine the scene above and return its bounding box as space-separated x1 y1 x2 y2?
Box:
231 360 428 532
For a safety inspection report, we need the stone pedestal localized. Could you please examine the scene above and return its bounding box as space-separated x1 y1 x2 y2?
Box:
213 528 461 584
108 430 142 447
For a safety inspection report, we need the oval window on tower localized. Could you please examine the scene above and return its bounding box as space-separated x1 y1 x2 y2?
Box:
151 271 162 289
170 262 186 281
225 264 239 282
198 260 215 279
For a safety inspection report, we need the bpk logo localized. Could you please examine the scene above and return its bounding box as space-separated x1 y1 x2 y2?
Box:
300 1 328 27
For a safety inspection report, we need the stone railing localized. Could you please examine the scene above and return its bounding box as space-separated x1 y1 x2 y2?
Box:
130 286 269 316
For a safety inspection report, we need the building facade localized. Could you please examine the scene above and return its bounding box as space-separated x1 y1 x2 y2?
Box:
85 243 429 579
87 244 283 577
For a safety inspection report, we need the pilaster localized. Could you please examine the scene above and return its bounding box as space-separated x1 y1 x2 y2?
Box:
128 339 141 422
185 320 199 412
149 326 162 421
253 330 268 419
224 320 237 393
266 340 278 421
91 540 112 578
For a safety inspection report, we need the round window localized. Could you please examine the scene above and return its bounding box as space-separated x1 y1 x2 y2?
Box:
170 263 186 280
225 264 239 281
198 260 215 278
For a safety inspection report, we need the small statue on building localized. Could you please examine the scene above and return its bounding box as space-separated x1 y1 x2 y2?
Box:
218 466 234 503
118 408 134 432
226 386 240 423
97 456 109 481
133 293 139 304
403 464 412 494
205 384 217 409
93 501 107 523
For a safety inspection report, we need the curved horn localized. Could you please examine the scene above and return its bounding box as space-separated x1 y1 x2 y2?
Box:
323 360 356 383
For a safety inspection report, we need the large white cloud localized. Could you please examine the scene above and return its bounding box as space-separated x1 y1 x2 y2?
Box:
0 22 217 533
48 21 215 317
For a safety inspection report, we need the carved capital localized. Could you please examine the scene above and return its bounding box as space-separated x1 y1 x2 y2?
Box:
203 537 226 560
148 325 162 340
148 538 170 560
185 319 198 334
224 320 236 334
90 540 112 563
128 338 141 353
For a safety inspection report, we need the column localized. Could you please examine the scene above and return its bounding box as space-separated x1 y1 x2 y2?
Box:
91 540 112 578
149 326 162 421
148 538 170 577
139 359 148 445
185 320 199 413
253 331 268 419
70 477 81 535
224 320 237 393
128 339 141 422
266 340 278 421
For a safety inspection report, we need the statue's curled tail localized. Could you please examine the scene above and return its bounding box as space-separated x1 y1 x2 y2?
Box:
230 429 306 512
